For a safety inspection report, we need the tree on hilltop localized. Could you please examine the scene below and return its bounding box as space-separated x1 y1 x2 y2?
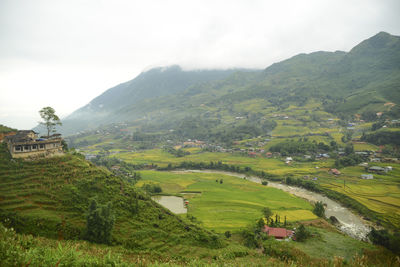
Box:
39 106 62 137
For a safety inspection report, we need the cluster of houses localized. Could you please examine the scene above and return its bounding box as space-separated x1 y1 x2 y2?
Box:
182 140 206 148
328 165 393 179
360 165 393 179
2 130 63 159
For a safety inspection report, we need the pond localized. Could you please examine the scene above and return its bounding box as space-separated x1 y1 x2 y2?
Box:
152 195 187 214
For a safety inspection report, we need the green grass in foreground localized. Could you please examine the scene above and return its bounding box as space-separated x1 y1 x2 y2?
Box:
3 220 397 267
139 170 317 232
291 225 375 261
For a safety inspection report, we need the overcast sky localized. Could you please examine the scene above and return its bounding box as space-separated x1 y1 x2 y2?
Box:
1 0 399 129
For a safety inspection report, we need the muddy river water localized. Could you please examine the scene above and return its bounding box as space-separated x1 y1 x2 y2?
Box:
176 170 372 240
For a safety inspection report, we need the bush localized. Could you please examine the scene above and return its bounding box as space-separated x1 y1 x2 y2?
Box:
295 224 310 242
313 201 325 217
142 183 162 194
224 231 231 238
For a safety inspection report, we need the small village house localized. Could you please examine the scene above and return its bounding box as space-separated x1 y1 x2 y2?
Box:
263 226 294 240
368 166 386 173
248 152 258 157
329 168 341 175
370 158 381 162
5 130 63 159
361 174 374 179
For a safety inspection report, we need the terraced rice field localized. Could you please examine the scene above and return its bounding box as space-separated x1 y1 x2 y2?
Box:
0 151 107 237
138 170 317 232
319 164 400 228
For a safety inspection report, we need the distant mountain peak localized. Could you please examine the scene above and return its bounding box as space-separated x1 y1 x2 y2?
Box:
375 31 392 37
350 31 400 54
141 64 182 74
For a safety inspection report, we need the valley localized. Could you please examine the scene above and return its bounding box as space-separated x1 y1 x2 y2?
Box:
2 31 400 266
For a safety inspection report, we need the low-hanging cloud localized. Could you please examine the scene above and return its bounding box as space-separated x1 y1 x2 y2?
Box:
0 0 399 129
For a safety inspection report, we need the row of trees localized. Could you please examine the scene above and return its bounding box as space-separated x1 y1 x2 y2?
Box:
269 139 334 156
362 130 400 146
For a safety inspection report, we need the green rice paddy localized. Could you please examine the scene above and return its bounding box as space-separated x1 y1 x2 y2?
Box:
138 170 317 232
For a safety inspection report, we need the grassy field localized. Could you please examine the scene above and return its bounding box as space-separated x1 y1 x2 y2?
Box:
114 149 333 177
352 142 379 151
291 224 376 261
138 170 317 232
4 220 396 267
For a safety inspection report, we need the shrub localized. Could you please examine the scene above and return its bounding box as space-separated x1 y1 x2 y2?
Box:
295 224 310 242
313 201 325 217
224 231 231 239
142 183 163 194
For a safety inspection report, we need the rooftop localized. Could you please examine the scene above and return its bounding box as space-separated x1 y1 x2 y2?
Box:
263 226 294 238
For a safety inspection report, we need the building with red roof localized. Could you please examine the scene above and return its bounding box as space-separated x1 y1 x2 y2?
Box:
263 226 294 239
329 168 341 175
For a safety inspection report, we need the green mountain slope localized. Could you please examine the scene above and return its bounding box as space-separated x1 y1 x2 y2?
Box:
0 144 221 252
60 32 400 137
60 66 246 135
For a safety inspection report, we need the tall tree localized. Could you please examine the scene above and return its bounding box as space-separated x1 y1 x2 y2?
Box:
262 207 273 224
85 199 115 244
39 106 62 137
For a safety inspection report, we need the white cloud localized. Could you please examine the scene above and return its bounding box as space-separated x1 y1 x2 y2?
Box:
0 0 399 129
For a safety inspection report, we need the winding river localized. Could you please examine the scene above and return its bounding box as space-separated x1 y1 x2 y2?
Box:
175 170 371 240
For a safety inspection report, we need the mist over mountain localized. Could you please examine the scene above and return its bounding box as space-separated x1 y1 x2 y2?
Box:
59 66 246 135
60 32 400 136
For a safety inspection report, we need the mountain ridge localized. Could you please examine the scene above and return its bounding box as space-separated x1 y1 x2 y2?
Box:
58 32 400 136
